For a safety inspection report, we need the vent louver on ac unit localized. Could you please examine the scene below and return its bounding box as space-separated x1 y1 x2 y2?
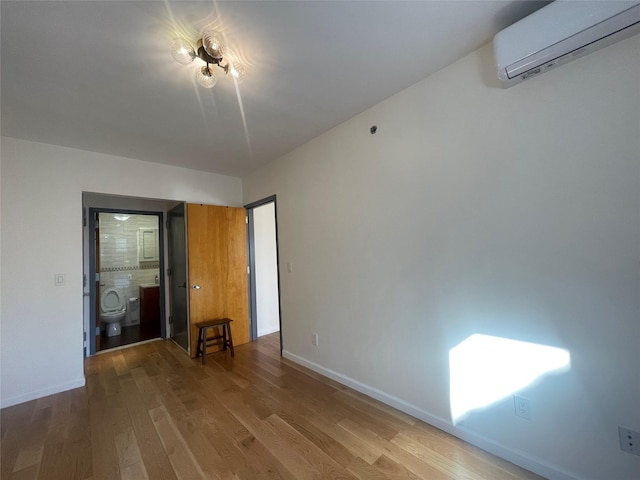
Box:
494 1 640 88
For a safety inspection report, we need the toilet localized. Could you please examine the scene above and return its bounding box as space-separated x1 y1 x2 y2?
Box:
100 287 126 337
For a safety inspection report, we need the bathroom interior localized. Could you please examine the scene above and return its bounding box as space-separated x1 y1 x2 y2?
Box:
98 212 162 351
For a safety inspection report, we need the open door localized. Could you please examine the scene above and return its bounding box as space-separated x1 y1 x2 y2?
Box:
94 213 101 352
87 209 101 355
167 203 190 352
187 204 249 357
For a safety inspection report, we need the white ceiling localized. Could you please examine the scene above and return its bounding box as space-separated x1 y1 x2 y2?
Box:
1 1 546 177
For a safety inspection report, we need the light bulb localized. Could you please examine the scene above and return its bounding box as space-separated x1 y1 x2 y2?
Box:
170 37 196 64
202 29 225 59
196 66 217 88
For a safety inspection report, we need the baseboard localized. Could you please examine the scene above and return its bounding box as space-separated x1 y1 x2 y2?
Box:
0 377 86 409
282 350 577 480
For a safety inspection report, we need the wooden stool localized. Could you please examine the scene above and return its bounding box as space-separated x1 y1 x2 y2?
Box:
195 318 235 364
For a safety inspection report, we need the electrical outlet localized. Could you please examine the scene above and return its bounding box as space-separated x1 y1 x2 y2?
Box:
514 395 531 420
312 332 319 346
618 426 640 456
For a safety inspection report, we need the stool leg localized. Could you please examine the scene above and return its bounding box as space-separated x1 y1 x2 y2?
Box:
196 327 202 359
201 327 207 365
222 325 227 351
226 323 235 357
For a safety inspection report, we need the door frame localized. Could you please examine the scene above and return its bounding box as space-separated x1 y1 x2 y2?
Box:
244 195 283 352
166 202 190 354
87 208 166 355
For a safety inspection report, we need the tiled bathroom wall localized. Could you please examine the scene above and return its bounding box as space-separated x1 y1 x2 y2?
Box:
99 213 161 326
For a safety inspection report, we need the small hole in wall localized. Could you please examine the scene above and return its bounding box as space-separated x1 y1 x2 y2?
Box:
370 125 378 134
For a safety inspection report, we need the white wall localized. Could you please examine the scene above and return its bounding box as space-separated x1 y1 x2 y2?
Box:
0 137 242 407
243 36 640 480
254 202 280 337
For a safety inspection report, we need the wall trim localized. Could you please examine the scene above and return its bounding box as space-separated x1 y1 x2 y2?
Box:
282 350 577 480
1 377 86 409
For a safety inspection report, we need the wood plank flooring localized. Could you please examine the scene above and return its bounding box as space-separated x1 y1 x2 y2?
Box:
1 333 545 480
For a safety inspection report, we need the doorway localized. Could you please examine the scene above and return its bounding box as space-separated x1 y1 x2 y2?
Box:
246 196 282 350
88 209 166 354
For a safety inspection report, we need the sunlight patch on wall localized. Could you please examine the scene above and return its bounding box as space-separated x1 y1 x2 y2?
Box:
449 334 570 424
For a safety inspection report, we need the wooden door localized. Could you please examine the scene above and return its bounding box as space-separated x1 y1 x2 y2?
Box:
187 204 249 357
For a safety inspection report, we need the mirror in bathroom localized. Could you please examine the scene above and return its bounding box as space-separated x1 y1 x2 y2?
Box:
139 228 159 262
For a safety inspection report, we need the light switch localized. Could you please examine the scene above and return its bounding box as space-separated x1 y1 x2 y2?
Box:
55 274 65 286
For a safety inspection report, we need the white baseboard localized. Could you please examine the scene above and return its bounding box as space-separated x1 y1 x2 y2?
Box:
282 350 577 480
0 377 86 409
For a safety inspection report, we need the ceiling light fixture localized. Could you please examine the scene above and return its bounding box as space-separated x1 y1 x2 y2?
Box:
170 30 246 88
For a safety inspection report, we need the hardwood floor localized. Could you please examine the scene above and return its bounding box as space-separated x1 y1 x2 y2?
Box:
1 333 545 480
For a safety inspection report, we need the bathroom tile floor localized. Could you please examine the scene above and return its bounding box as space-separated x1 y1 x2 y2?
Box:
99 322 161 351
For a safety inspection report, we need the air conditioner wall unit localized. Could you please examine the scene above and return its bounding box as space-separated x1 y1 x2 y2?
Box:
494 1 640 88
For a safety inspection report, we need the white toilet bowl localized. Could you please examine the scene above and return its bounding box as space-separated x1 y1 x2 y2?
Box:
101 310 126 336
100 287 126 337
